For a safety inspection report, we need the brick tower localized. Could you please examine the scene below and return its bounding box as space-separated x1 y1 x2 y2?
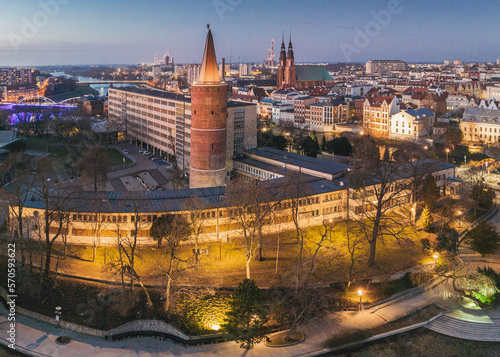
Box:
190 26 228 189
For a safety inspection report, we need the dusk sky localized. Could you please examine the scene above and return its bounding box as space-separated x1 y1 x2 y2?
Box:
1 0 499 66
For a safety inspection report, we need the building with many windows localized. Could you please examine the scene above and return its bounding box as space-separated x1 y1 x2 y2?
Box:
13 147 459 246
0 68 32 86
304 100 350 132
389 108 435 140
365 60 407 74
363 95 400 137
461 107 500 144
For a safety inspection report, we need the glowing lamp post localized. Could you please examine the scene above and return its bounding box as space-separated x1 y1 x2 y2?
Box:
433 253 438 268
358 289 364 311
446 148 450 163
55 306 62 328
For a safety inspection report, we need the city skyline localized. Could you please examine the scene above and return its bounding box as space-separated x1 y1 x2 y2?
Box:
1 0 500 66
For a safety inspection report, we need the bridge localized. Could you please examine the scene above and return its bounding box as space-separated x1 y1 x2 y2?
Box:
15 96 79 106
76 80 147 85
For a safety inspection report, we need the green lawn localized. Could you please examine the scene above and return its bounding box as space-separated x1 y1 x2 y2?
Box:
26 138 131 168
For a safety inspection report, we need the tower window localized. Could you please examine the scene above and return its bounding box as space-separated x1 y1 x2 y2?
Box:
212 143 214 150
194 110 196 114
211 111 214 115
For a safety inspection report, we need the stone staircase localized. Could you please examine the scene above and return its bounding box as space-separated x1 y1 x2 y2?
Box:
425 310 500 342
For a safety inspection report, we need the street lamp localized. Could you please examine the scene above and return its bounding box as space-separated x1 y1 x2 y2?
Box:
55 306 62 328
445 148 450 163
457 210 462 228
424 145 428 150
433 253 438 268
358 289 364 311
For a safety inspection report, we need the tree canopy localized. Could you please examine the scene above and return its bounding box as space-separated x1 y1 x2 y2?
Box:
465 221 499 256
223 279 267 349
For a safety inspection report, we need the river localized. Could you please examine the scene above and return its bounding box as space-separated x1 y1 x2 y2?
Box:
50 71 138 96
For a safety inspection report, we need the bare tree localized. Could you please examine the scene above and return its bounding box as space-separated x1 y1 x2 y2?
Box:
31 158 80 280
226 178 281 278
349 136 422 266
1 154 36 267
74 146 109 191
183 195 209 264
108 206 153 308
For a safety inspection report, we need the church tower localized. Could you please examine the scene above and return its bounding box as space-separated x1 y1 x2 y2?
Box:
189 26 228 189
284 32 296 87
277 33 287 88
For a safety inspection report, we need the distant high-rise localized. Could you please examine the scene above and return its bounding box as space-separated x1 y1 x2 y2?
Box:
365 60 407 74
152 66 161 81
497 58 500 65
0 68 32 86
187 64 201 85
189 26 228 189
239 63 252 76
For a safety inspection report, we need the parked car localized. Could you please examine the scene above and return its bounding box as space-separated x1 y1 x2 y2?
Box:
151 156 161 161
142 151 151 155
123 150 128 154
138 149 145 153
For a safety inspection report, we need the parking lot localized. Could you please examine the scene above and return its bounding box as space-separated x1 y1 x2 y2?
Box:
105 142 188 192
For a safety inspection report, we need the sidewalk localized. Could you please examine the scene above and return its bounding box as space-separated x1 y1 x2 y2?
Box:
0 285 439 357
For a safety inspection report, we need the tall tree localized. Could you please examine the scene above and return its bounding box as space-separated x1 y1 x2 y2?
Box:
421 174 440 211
155 213 191 311
444 127 463 149
465 221 499 256
350 136 421 266
74 146 109 191
302 136 320 157
1 154 36 267
226 178 281 275
31 158 80 279
223 279 267 349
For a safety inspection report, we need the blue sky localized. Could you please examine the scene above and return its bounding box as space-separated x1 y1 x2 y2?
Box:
0 0 499 66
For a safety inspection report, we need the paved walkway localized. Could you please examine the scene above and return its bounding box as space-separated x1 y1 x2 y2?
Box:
0 283 442 357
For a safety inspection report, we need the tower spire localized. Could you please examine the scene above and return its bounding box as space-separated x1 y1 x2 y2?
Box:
198 27 220 84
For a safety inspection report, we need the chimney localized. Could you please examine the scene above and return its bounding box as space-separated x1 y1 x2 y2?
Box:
221 57 226 81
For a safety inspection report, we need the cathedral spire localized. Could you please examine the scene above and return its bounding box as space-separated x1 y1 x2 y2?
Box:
287 30 294 59
198 26 220 84
279 30 286 60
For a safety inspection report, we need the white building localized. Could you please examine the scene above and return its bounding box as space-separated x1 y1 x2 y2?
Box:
187 64 201 85
461 107 500 144
152 66 161 81
486 85 500 101
271 102 294 125
389 108 435 140
446 94 477 112
239 63 253 76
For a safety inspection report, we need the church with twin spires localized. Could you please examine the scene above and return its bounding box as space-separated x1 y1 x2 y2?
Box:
277 33 334 90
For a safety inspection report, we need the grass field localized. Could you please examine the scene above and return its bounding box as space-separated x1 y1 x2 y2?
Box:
18 216 434 297
26 138 131 168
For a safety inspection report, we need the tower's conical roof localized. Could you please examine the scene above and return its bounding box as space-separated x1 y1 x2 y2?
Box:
198 27 220 84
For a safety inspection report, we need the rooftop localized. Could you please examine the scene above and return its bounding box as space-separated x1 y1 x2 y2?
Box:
296 65 333 81
109 87 190 103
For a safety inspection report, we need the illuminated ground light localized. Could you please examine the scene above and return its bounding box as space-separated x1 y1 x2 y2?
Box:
211 324 220 331
460 297 482 310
